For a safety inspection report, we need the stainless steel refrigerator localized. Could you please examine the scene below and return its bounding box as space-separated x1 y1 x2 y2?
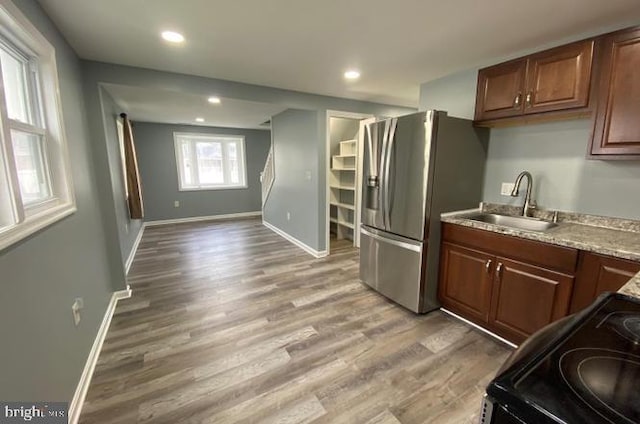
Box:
360 110 488 313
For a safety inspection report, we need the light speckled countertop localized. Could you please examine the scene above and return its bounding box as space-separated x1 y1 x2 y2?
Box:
621 273 640 298
441 206 640 298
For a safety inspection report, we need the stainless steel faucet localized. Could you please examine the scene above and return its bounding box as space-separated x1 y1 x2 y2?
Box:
510 171 537 217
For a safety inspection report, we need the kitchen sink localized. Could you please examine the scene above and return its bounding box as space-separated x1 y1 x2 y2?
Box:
466 213 558 232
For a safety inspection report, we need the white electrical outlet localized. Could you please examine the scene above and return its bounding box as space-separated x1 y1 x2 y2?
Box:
286 212 291 221
501 183 515 196
174 200 180 208
72 298 84 326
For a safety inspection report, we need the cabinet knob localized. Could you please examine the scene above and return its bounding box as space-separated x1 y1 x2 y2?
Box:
485 259 492 272
513 93 522 109
525 91 533 107
496 262 504 275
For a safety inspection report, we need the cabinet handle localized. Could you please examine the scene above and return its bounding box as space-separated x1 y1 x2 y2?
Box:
513 92 522 109
496 263 503 275
525 91 533 107
485 259 492 273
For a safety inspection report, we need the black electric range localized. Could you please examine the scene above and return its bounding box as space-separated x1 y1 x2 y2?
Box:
482 292 640 424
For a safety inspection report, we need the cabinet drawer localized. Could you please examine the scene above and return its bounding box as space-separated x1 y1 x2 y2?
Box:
442 223 578 274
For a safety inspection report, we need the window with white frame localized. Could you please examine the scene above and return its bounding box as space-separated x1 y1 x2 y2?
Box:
174 133 247 190
0 1 75 251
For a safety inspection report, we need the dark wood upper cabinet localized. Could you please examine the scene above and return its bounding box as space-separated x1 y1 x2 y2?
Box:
590 27 640 157
474 40 596 125
524 41 594 114
570 252 640 313
474 59 526 121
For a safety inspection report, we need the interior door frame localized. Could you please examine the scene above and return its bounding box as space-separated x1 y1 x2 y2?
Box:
325 110 374 255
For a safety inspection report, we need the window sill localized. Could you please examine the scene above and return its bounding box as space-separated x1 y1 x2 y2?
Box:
0 202 76 252
178 185 249 192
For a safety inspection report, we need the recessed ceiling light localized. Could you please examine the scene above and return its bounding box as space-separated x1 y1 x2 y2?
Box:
344 70 361 80
207 96 221 104
195 117 204 123
161 31 185 43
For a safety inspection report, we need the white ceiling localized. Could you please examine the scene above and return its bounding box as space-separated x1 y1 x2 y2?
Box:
41 0 640 107
103 84 285 129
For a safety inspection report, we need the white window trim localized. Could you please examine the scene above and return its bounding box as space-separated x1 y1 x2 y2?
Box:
173 132 248 191
0 0 75 252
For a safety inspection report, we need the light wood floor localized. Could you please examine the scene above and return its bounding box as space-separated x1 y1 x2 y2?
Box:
80 218 511 424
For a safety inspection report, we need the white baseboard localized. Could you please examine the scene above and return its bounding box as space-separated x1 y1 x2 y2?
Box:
440 308 518 349
125 225 145 275
144 211 262 227
263 220 328 258
69 287 131 424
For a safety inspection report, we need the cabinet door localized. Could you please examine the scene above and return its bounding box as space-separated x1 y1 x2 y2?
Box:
474 59 526 121
591 28 640 156
438 243 494 323
524 40 594 114
489 258 574 343
570 252 640 313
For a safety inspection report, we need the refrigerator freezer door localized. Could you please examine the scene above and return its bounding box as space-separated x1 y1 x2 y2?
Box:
360 225 424 313
384 111 435 241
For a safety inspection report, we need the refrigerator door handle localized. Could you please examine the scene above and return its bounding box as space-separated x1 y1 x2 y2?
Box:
383 118 398 230
380 119 391 229
361 226 421 253
365 123 377 178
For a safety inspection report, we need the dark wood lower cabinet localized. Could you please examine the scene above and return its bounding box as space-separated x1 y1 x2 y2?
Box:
439 243 494 323
489 258 574 343
439 223 579 344
570 252 640 313
439 223 640 344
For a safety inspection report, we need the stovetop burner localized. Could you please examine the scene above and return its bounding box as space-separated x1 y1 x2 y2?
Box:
623 317 640 340
598 312 640 344
559 348 640 424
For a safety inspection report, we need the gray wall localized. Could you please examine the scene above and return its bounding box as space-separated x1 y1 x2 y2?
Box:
419 69 478 119
419 42 640 220
82 89 128 289
330 117 360 146
99 88 144 265
134 122 270 221
0 0 123 402
484 120 640 219
264 109 320 250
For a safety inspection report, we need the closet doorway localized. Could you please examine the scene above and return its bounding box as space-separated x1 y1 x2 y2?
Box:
326 111 374 255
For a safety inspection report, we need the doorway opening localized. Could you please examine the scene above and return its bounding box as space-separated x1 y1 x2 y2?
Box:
326 111 375 255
